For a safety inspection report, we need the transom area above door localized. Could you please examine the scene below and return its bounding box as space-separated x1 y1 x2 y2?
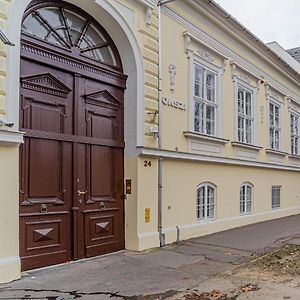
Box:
21 0 122 70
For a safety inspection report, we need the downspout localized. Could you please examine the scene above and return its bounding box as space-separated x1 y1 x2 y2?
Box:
157 0 178 247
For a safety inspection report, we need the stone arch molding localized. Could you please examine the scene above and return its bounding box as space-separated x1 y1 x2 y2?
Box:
6 0 144 155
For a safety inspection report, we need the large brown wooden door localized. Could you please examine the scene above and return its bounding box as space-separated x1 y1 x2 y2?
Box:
19 0 126 271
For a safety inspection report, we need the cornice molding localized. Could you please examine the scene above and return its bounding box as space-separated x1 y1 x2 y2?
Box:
137 0 156 9
0 130 24 147
182 0 300 83
137 147 300 172
162 5 300 104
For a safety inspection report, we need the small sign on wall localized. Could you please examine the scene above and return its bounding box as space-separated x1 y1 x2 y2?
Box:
162 97 186 111
145 208 150 223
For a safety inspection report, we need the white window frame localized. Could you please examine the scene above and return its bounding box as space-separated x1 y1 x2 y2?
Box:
233 77 257 145
196 182 216 222
240 183 253 215
189 53 223 137
290 112 299 155
271 185 281 209
237 85 254 144
268 98 282 151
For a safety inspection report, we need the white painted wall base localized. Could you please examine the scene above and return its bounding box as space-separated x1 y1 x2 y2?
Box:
137 207 300 250
0 256 20 284
163 206 300 244
137 232 160 251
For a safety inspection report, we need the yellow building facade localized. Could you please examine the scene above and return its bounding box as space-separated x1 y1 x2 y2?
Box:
1 0 300 283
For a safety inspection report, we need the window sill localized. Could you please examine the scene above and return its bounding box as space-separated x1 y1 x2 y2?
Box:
231 141 262 151
266 149 288 157
197 218 216 224
240 212 252 216
184 131 229 145
272 206 281 210
289 154 300 160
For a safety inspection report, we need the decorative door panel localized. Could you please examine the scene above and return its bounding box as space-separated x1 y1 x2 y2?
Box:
20 60 73 136
84 210 122 257
90 145 114 202
19 212 71 271
86 111 117 140
20 139 71 206
20 95 68 134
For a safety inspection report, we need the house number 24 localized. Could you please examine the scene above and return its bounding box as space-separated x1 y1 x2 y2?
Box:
144 160 152 167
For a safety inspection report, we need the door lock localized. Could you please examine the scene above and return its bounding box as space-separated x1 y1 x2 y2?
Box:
77 190 87 196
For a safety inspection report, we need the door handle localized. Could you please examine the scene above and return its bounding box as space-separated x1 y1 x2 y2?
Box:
77 190 87 196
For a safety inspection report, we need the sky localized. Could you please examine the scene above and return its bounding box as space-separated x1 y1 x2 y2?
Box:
215 0 300 50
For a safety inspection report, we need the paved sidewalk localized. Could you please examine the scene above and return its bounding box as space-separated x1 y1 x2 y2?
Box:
1 214 300 300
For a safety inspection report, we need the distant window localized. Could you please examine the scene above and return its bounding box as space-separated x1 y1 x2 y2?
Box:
240 183 252 215
291 113 299 155
272 186 281 209
194 63 217 136
197 183 215 221
269 101 281 150
237 85 253 144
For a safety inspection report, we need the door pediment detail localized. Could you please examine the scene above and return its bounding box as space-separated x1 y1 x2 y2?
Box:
21 73 71 98
84 90 121 110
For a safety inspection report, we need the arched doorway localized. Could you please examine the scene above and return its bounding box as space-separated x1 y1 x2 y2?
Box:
19 0 126 271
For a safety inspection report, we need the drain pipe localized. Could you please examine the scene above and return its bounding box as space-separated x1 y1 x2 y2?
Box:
157 0 178 247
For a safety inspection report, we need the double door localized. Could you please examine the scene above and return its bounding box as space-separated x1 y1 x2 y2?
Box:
19 58 125 271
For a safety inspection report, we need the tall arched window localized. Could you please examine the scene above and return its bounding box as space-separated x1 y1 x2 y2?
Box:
197 183 216 221
240 183 253 215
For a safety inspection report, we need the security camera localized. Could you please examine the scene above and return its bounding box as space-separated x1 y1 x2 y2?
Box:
149 127 159 139
0 118 14 128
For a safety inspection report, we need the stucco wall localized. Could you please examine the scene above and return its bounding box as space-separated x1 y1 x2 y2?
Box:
0 0 300 284
0 147 20 284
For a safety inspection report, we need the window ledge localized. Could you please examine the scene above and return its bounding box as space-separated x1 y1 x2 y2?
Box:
231 141 262 151
184 131 229 145
0 129 24 147
272 207 281 210
197 218 216 224
266 149 288 157
240 212 253 216
289 154 300 160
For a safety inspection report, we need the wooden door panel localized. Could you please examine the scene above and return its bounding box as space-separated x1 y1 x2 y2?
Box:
21 96 67 134
20 212 71 270
20 58 74 270
76 76 124 256
90 145 114 201
84 210 122 257
87 111 117 140
28 139 62 202
19 140 73 270
20 137 73 208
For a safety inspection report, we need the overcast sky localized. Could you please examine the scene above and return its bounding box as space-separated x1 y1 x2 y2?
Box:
216 0 300 50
